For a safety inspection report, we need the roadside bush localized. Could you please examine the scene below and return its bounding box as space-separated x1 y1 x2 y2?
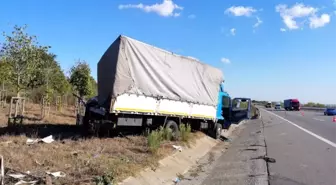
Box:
147 129 163 154
179 123 191 142
161 126 173 141
147 123 192 154
94 171 115 185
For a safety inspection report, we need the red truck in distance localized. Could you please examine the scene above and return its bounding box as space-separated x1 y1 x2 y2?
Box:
284 99 301 111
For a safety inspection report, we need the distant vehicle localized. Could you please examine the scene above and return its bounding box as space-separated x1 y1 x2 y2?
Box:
284 99 300 111
324 108 336 116
275 102 281 110
265 101 272 108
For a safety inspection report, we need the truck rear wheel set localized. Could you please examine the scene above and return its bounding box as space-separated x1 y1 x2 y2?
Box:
213 123 222 140
164 120 180 140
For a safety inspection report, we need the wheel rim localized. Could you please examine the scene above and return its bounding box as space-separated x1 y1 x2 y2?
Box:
169 125 177 138
216 127 221 137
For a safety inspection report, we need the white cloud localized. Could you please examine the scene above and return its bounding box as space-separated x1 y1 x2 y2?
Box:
275 3 330 30
230 28 236 36
309 14 331 28
188 14 196 19
280 28 287 32
225 6 257 17
253 17 263 28
173 13 181 17
221 58 231 64
118 0 183 17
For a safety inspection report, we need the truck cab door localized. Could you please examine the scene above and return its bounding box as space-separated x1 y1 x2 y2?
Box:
231 98 251 124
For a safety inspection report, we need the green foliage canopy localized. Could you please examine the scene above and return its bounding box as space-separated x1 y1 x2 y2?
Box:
69 60 96 98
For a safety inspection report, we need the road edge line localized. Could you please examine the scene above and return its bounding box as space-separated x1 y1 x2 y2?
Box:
262 109 336 148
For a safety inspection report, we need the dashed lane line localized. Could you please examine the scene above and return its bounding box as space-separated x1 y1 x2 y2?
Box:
313 118 325 122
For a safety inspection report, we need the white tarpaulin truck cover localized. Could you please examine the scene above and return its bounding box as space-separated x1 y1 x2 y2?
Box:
97 35 224 107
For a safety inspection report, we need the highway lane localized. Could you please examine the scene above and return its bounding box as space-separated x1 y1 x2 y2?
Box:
261 109 336 185
265 108 336 143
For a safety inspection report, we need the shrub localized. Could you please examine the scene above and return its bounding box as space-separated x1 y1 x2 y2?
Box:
94 171 115 185
147 129 162 154
161 126 173 141
179 124 191 142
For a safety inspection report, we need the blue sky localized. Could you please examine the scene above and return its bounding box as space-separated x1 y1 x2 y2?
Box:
1 0 335 104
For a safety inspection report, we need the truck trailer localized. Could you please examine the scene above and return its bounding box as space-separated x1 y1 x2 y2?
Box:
284 99 300 111
82 35 251 139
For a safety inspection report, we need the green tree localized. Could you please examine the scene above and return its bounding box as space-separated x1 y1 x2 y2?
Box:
69 60 94 99
0 58 11 90
88 76 97 98
34 51 70 97
0 25 50 97
305 102 325 108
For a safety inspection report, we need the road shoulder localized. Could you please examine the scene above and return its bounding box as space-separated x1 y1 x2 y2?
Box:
178 119 268 185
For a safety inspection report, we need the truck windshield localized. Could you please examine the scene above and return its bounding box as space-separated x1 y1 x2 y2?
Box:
292 102 299 106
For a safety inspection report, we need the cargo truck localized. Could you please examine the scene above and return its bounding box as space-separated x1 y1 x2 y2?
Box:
81 35 251 139
284 99 300 111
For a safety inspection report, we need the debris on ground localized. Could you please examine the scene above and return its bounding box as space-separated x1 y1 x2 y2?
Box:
8 173 26 179
1 103 205 184
40 136 54 144
173 177 180 184
5 168 43 185
46 171 66 178
14 180 38 185
26 135 54 145
172 145 182 152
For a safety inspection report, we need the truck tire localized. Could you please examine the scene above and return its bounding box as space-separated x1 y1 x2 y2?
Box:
212 123 222 140
82 108 95 136
165 120 179 140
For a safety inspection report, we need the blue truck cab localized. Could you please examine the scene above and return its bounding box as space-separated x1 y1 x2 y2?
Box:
216 83 252 129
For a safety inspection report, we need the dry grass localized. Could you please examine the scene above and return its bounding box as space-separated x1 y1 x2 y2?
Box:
0 135 170 185
0 102 76 127
0 103 204 185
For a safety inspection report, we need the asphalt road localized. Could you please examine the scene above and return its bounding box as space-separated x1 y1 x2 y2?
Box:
261 108 336 185
178 119 268 185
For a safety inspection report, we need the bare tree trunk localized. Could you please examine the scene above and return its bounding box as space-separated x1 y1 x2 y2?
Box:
16 75 20 97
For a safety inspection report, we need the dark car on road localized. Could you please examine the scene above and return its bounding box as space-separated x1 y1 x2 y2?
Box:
324 108 336 116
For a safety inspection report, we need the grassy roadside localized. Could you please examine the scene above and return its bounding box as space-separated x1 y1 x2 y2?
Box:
0 104 201 185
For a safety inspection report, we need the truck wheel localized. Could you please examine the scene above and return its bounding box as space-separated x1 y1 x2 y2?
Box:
212 123 222 140
82 110 95 136
165 120 179 140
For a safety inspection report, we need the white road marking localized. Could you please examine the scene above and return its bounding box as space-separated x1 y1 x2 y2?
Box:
262 109 336 148
313 118 325 122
